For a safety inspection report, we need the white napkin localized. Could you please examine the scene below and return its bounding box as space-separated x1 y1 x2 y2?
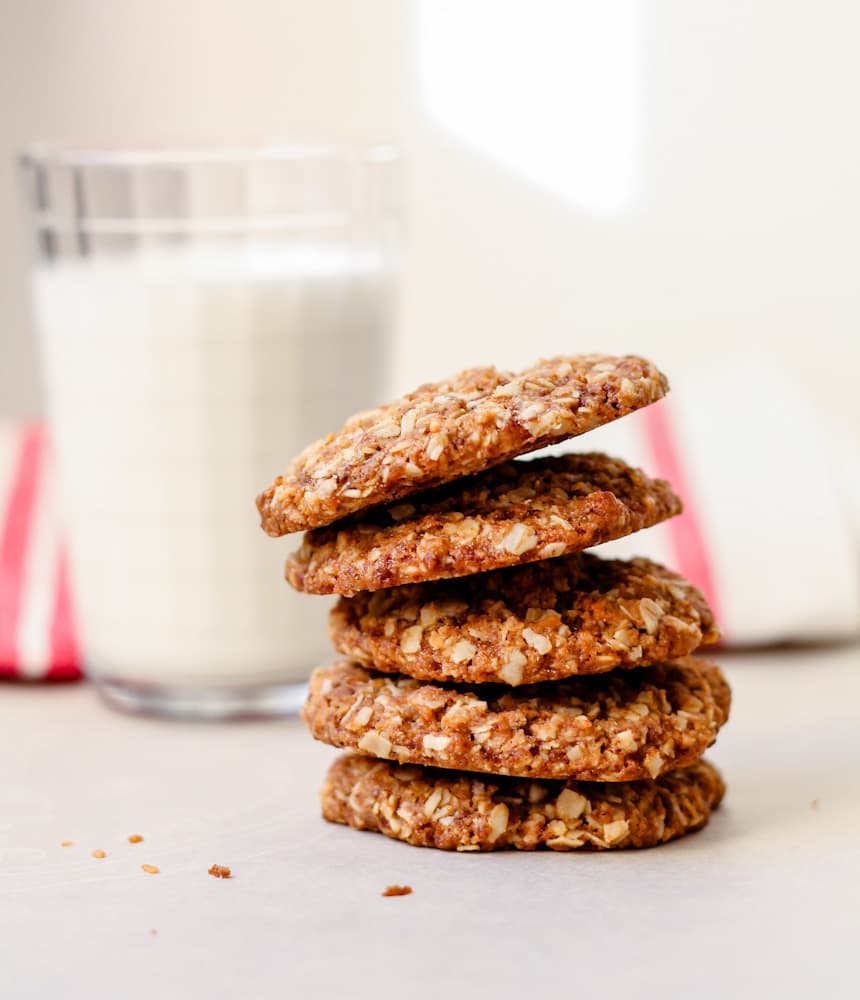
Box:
576 360 860 646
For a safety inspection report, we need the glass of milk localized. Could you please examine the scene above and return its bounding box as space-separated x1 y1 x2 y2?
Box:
20 145 399 718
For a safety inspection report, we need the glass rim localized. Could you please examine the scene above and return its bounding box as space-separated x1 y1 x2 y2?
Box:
19 141 399 169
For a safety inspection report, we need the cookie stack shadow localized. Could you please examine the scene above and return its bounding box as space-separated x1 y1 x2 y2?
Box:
257 354 730 852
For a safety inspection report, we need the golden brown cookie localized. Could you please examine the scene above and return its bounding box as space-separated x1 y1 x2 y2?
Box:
286 453 681 596
302 657 730 782
321 754 725 851
330 555 718 685
258 354 668 535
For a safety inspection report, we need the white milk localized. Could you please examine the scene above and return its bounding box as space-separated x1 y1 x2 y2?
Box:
33 244 390 685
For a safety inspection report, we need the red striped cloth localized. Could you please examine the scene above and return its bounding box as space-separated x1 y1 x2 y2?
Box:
1 374 857 682
0 424 81 680
586 370 860 645
639 400 722 628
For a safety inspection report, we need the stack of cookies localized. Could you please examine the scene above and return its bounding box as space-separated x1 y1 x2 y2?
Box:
257 355 729 851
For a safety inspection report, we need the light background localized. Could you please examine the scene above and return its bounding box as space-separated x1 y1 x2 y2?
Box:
1 0 859 435
1 13 859 992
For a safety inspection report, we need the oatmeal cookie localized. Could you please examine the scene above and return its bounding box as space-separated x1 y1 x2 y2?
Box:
303 657 730 782
321 754 725 851
286 453 681 596
258 354 668 535
330 554 718 685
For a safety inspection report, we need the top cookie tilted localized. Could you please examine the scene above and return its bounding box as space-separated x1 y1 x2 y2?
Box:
257 354 669 535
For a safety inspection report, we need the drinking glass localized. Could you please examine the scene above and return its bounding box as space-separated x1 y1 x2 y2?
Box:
20 144 399 718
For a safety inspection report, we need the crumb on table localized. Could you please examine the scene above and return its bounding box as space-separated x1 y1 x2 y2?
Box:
382 884 413 897
60 841 74 848
128 834 144 843
208 864 232 879
91 849 106 859
141 864 160 875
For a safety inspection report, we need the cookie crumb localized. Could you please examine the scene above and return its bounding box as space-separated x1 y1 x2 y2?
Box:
128 834 144 843
208 864 232 879
60 841 74 848
141 864 160 875
382 884 412 897
91 849 106 859
811 799 819 810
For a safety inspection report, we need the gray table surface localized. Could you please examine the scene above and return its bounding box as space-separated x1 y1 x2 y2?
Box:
2 643 859 999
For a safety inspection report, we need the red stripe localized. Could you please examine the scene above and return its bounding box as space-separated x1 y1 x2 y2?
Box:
0 426 44 677
640 399 723 627
47 544 82 680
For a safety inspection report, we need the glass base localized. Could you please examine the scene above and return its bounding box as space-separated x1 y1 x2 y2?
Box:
92 675 308 720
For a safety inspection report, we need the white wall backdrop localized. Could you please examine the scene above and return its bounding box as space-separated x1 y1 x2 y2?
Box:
3 1 860 436
0 0 411 416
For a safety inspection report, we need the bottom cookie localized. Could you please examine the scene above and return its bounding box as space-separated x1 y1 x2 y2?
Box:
321 754 725 852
